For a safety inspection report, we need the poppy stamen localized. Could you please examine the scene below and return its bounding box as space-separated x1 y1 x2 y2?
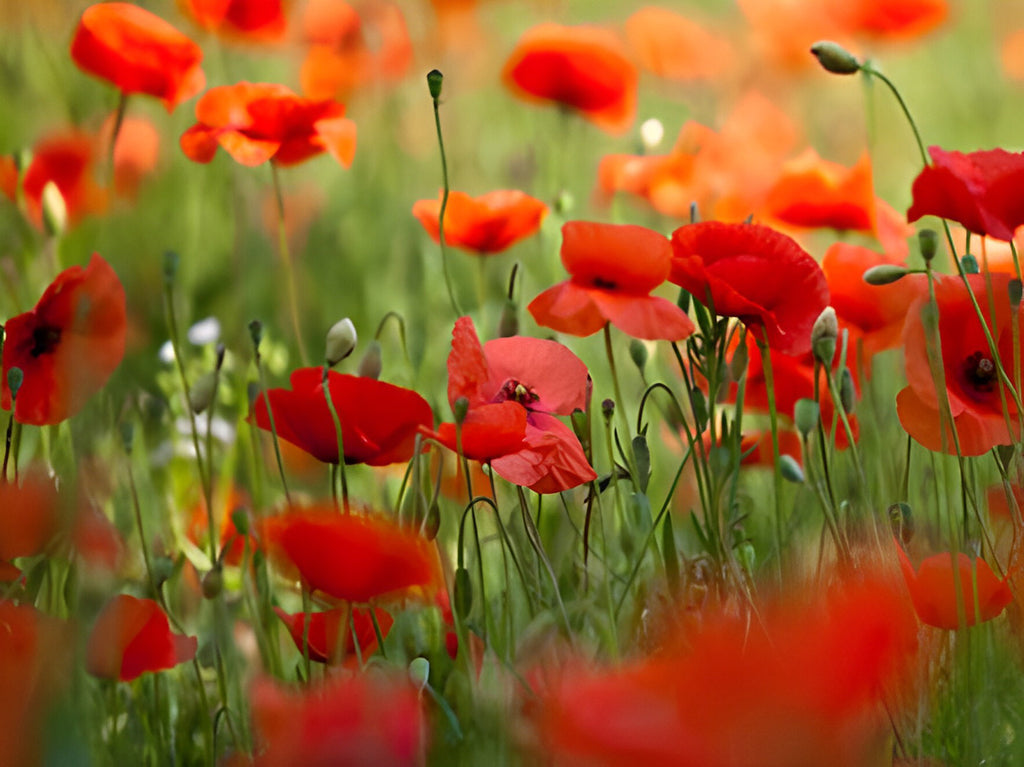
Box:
592 276 617 289
963 350 997 392
499 379 540 406
30 326 62 357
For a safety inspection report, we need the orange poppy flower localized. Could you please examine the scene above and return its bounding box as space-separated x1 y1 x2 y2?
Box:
412 189 548 255
248 672 424 766
896 541 1012 629
85 595 197 681
670 222 829 355
897 272 1022 456
827 0 948 40
0 471 60 576
2 253 127 426
180 82 357 167
1 155 18 204
528 221 695 341
1002 29 1024 81
762 150 877 232
502 23 637 135
273 605 392 664
259 506 443 603
624 7 732 81
70 3 205 111
182 0 287 43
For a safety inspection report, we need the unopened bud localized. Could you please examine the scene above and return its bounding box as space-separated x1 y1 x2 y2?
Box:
961 254 979 274
794 397 820 439
427 69 444 100
189 372 217 414
498 300 518 338
918 229 938 262
811 307 838 366
41 181 67 237
1011 279 1023 309
729 340 748 382
423 499 440 541
231 507 250 536
454 567 472 617
453 396 469 425
408 657 430 692
810 41 861 75
357 339 382 379
325 317 357 366
6 367 22 400
601 398 615 420
863 264 909 286
629 339 648 372
839 368 856 414
555 190 574 216
248 320 263 350
779 454 805 483
201 566 223 599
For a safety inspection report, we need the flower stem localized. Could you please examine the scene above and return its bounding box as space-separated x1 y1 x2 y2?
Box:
270 163 309 365
429 75 462 319
321 364 349 512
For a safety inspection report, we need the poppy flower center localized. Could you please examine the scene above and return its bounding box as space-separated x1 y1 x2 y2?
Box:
30 325 62 357
591 276 617 290
498 379 540 407
963 351 996 393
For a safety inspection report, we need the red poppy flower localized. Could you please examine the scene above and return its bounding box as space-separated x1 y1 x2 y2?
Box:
670 221 829 355
502 23 637 135
624 7 732 81
85 595 197 682
70 3 205 112
0 155 16 204
529 221 695 341
187 485 254 567
896 541 1011 629
248 672 424 766
2 253 127 426
828 0 948 39
183 0 287 43
822 243 923 362
251 367 433 466
259 506 443 603
906 146 1024 242
0 471 61 578
897 272 1022 456
530 570 917 767
412 189 548 255
180 82 357 168
273 605 393 664
762 150 877 232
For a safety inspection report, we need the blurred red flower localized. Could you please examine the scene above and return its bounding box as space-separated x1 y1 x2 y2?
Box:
896 272 1021 455
412 189 547 255
251 367 433 466
273 605 393 664
529 221 695 341
530 571 917 767
182 0 287 43
829 0 948 39
896 541 1012 629
670 221 829 355
248 672 424 766
624 7 732 81
502 23 637 135
430 317 596 493
70 3 205 111
85 595 197 681
2 253 126 425
907 146 1024 242
259 506 443 603
0 471 60 578
762 150 877 232
187 485 254 567
180 82 357 167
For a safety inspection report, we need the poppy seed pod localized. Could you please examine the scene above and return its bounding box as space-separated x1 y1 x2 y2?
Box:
325 317 357 366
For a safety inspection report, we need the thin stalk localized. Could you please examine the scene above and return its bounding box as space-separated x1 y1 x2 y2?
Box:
429 75 462 318
270 163 309 364
321 364 349 512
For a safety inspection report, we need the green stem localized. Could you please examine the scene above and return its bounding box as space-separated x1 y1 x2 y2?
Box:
271 163 309 365
321 364 349 512
430 82 462 318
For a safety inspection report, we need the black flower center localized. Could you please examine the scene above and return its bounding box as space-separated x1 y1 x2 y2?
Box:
963 351 996 393
30 325 62 358
592 276 617 290
499 379 539 406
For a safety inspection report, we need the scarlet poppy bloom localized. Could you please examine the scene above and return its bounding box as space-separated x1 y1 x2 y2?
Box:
273 605 393 663
763 150 877 232
530 571 917 767
0 471 61 577
828 0 947 39
2 253 127 426
183 0 287 43
412 189 548 255
624 7 732 81
670 222 829 356
822 243 923 362
251 367 432 466
85 595 197 682
896 541 1011 629
906 146 1024 242
430 317 596 493
502 23 637 135
70 3 205 112
248 672 424 766
180 82 357 168
259 506 443 603
529 221 695 341
0 155 16 204
187 485 254 567
896 272 1022 456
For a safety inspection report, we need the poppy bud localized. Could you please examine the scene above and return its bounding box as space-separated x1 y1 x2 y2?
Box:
961 254 979 274
601 398 615 420
1010 279 1023 309
325 317 357 366
839 368 856 414
409 657 430 692
632 434 651 493
453 396 469 425
151 556 174 587
571 408 591 456
202 565 223 599
6 367 23 401
690 387 707 432
423 499 441 541
794 397 820 439
555 190 574 216
629 339 648 372
498 299 519 338
163 251 179 284
918 229 938 262
454 568 472 618
729 339 748 382
863 264 909 285
427 69 444 100
357 340 382 379
811 307 838 366
779 454 804 483
888 502 914 545
810 41 861 75
189 372 217 414
41 181 67 237
248 319 263 350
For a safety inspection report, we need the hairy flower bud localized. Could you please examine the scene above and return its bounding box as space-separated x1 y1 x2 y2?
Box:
810 41 861 74
325 317 357 366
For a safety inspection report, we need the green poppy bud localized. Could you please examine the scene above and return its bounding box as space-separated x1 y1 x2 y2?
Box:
863 264 909 286
794 397 820 439
779 454 805 483
325 317 357 366
810 41 861 74
427 69 443 100
811 307 838 367
357 339 382 380
918 229 938 262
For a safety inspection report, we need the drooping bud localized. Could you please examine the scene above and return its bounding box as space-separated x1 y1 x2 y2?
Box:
426 69 444 100
357 340 382 379
453 567 472 617
811 307 838 366
189 372 217 414
794 397 820 439
629 339 648 373
863 264 909 286
408 657 430 692
918 229 938 262
453 396 469 425
41 181 67 237
325 317 357 366
810 41 861 74
728 338 748 382
201 565 223 599
248 319 263 350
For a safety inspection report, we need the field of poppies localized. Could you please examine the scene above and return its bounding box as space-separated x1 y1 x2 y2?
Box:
7 0 1024 765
